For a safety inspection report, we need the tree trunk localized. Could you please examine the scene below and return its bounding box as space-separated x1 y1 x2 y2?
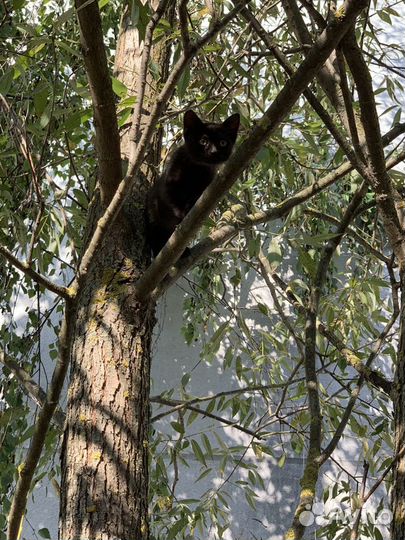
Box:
59 2 173 537
59 223 154 539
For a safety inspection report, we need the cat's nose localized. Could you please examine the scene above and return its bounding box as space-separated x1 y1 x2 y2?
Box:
207 144 217 155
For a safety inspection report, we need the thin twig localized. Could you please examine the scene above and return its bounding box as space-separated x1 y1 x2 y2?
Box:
350 461 369 540
152 397 264 440
150 380 298 422
363 445 405 504
129 0 173 146
0 351 65 429
0 244 72 300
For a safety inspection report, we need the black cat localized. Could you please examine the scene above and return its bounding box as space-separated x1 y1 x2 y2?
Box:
146 109 240 257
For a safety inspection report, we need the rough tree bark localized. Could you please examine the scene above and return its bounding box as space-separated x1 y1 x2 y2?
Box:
59 2 173 538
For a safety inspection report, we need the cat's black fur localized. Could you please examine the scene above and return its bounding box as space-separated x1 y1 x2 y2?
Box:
146 110 240 257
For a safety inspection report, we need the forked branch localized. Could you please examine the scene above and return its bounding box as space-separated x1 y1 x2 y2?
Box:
72 0 252 297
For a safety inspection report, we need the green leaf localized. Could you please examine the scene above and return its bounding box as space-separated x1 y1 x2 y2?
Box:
177 67 190 99
19 425 35 444
57 40 81 58
186 409 198 425
167 516 188 540
54 7 75 28
201 434 213 459
195 467 212 482
367 277 389 288
278 454 286 468
299 232 340 246
392 107 402 126
191 439 207 467
0 68 14 94
118 108 132 128
38 528 51 539
374 528 383 540
235 355 243 380
205 399 216 415
171 421 184 434
267 237 283 270
34 82 49 117
131 1 140 26
377 9 392 24
181 373 190 387
210 321 228 352
28 37 49 57
111 77 128 98
298 247 316 279
130 0 149 41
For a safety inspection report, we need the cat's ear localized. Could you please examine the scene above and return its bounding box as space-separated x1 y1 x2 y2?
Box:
184 110 203 130
223 113 240 134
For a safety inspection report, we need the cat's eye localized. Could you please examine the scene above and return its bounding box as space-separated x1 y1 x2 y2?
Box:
219 140 227 147
200 135 209 146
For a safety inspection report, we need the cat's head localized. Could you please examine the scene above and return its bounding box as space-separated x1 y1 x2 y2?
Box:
183 110 240 165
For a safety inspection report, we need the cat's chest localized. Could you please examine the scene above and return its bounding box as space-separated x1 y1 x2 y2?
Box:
181 161 214 188
161 147 217 212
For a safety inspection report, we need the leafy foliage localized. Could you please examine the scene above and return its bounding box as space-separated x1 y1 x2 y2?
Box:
0 0 404 539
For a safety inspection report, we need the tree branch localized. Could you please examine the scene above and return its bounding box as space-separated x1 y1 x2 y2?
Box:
0 244 72 300
297 0 326 29
342 27 405 269
129 0 173 146
75 0 122 204
335 46 366 161
7 300 76 540
271 273 393 397
280 0 352 134
302 183 396 471
283 169 367 540
152 396 264 440
239 5 365 173
178 0 191 54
